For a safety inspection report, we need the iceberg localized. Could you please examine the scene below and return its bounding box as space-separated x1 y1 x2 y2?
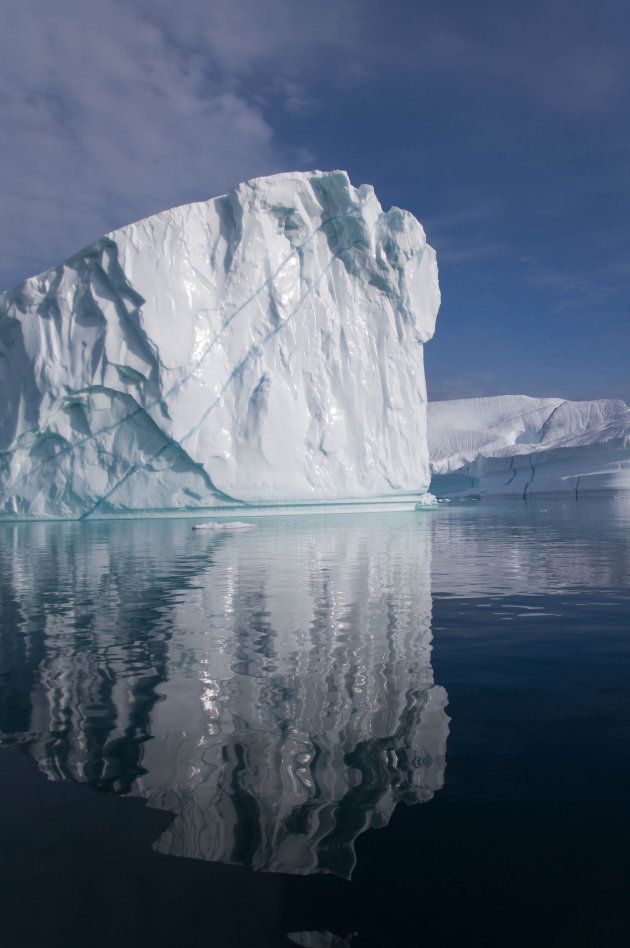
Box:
0 171 440 520
428 395 630 498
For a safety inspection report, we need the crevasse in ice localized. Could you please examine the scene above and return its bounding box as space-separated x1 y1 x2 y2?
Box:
0 171 440 519
428 395 630 497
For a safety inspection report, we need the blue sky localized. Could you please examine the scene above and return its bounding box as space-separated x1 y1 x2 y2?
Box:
1 0 628 402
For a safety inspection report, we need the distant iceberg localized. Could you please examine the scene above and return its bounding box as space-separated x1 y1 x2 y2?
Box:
428 395 630 498
0 171 440 520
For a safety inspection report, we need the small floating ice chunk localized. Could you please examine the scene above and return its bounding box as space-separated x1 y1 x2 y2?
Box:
192 521 256 532
287 932 354 948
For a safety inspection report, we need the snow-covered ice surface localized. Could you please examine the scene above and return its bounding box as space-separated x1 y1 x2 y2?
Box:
0 171 439 520
429 395 630 498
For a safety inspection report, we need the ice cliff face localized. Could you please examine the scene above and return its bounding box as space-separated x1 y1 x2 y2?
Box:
429 395 630 497
0 171 440 519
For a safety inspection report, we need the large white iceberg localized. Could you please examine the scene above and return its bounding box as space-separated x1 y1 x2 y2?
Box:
429 395 630 497
0 171 440 520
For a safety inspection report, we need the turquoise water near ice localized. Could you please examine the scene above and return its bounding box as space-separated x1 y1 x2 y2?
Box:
1 495 629 946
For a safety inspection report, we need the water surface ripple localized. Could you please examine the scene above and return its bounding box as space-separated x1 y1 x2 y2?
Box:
1 496 630 946
1 512 447 878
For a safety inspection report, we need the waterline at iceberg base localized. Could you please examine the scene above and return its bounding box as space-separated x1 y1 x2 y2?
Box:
0 170 439 521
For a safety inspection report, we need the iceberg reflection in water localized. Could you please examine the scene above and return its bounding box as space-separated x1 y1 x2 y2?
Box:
0 514 449 878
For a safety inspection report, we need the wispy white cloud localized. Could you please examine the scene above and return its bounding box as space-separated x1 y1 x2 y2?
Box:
486 3 630 117
426 370 499 402
424 201 510 266
0 0 357 288
1 0 628 292
523 257 630 310
433 240 510 266
354 1 630 118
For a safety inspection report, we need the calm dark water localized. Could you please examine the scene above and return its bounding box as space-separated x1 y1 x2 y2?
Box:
1 496 629 946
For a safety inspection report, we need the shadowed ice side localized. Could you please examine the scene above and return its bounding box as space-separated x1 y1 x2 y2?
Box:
0 514 448 878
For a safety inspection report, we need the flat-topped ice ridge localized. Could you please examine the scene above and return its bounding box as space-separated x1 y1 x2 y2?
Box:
0 170 439 520
429 395 630 497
